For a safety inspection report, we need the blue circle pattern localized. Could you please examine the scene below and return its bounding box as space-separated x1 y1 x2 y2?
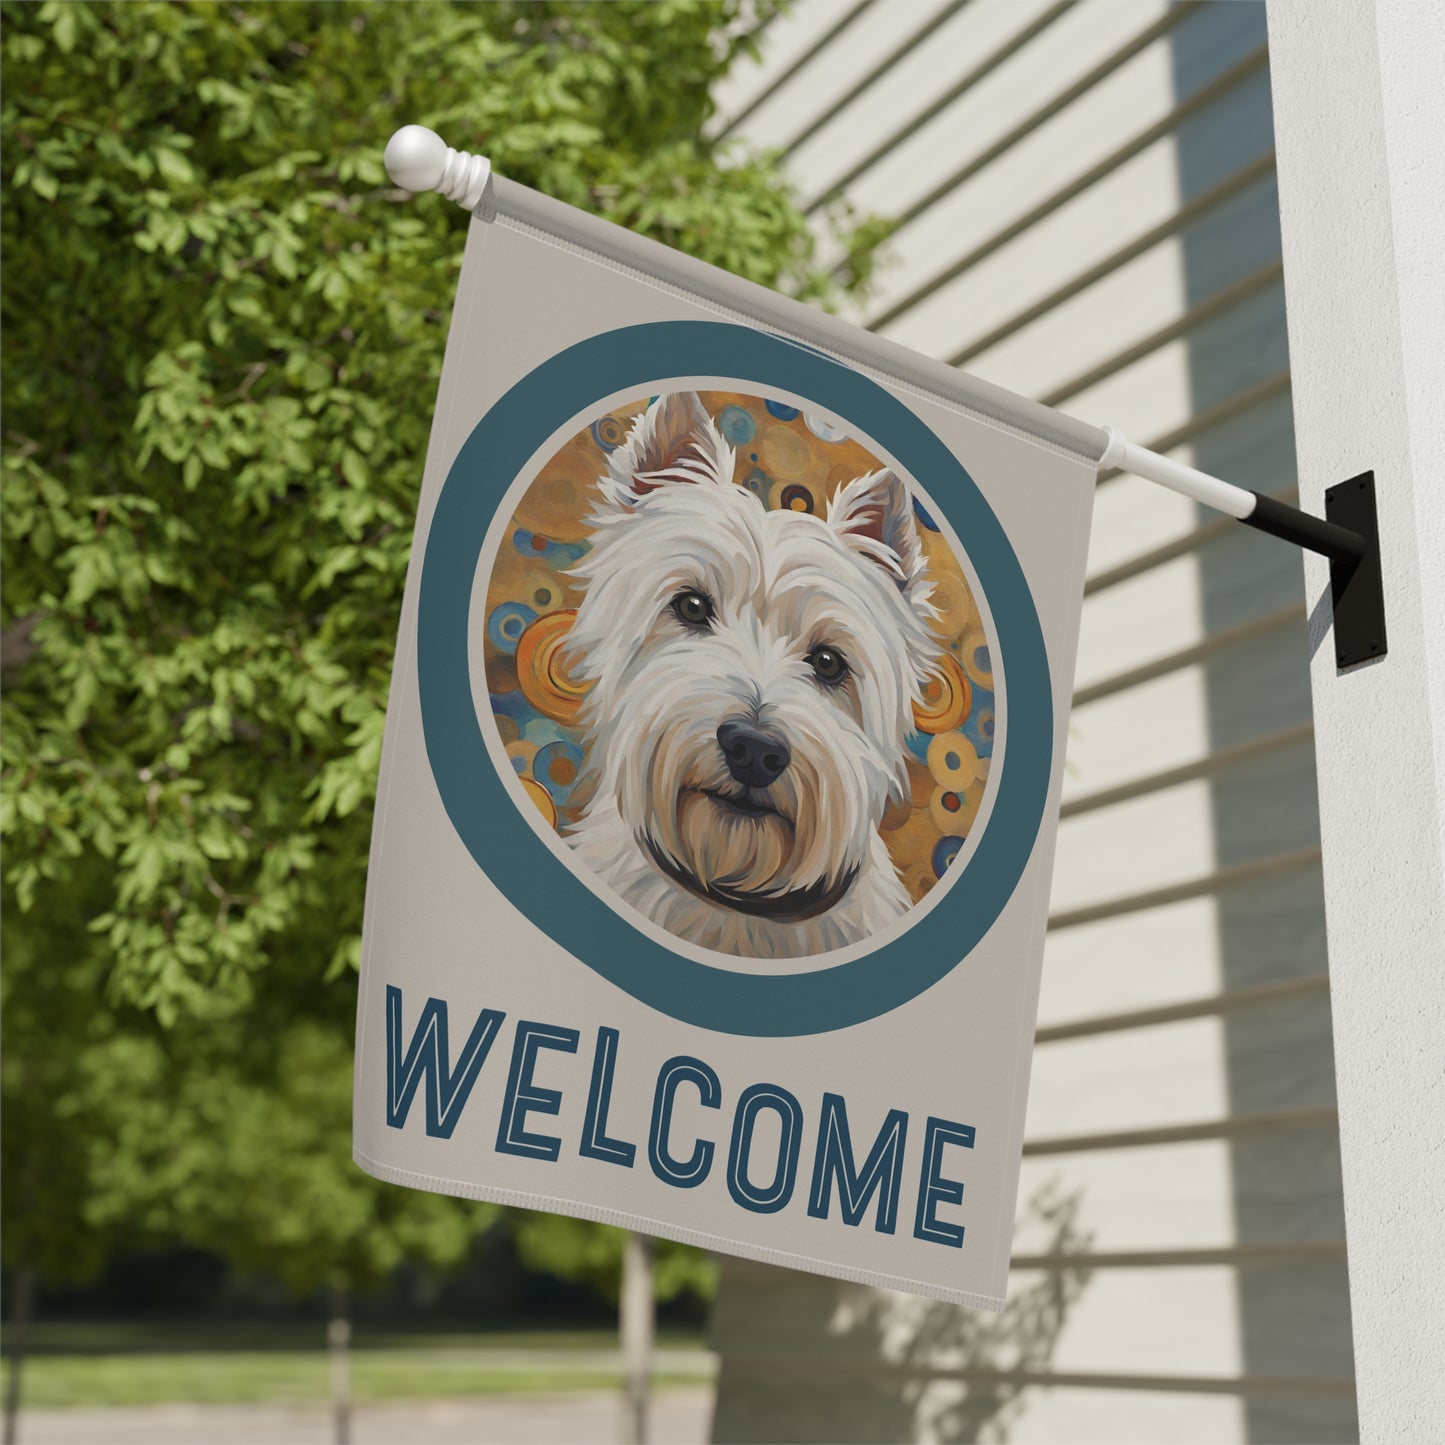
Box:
533 739 586 806
589 416 626 452
486 602 536 654
719 405 757 444
417 322 1053 1036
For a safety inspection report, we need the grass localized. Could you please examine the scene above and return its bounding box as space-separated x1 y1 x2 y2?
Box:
0 1323 715 1410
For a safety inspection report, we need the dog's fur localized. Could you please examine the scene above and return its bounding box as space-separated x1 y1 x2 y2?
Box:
563 392 941 959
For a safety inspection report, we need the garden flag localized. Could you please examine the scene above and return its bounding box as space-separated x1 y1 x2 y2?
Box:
353 138 1103 1310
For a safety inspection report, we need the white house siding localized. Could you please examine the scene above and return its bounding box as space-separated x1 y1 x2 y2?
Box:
706 3 1355 1441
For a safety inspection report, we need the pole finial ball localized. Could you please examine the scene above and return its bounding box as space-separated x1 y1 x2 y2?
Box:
385 125 448 192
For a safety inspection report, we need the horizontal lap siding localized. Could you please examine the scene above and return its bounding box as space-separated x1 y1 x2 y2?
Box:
707 3 1355 1441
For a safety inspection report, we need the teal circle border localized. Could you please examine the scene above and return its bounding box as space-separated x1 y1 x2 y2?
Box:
417 321 1052 1036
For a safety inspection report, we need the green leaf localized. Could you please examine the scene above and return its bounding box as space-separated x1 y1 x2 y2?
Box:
0 0 879 1311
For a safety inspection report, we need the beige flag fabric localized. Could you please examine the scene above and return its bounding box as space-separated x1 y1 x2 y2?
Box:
352 173 1099 1309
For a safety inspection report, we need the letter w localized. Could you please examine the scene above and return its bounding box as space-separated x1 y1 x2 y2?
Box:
807 1093 908 1234
386 985 505 1139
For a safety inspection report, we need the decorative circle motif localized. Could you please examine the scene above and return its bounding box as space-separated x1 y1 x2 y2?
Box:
778 483 814 514
419 320 1054 1035
927 730 978 791
487 601 537 654
514 529 589 567
962 629 994 689
928 781 984 836
533 739 585 804
591 415 627 451
742 466 774 505
514 569 560 613
759 425 808 477
912 653 972 734
506 739 539 776
931 835 966 878
764 399 799 420
931 788 965 826
515 609 590 724
805 411 848 442
719 405 757 445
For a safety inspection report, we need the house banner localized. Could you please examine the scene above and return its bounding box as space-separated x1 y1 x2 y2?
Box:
352 170 1100 1310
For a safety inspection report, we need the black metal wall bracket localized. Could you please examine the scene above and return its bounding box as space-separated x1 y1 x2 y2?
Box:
1324 472 1387 668
1242 471 1386 669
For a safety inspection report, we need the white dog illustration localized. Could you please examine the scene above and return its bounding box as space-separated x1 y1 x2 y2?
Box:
563 392 941 959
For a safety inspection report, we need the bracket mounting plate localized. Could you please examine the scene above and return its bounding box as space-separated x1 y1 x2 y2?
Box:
1326 471 1386 669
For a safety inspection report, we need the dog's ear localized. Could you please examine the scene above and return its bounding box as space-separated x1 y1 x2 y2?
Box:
601 392 730 509
827 468 927 595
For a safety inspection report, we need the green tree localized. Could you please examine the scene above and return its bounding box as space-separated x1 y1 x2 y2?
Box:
1 0 883 1369
2 0 880 1015
0 900 495 1439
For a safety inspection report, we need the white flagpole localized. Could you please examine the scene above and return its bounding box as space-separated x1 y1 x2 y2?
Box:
1098 426 1257 520
382 126 1376 615
1097 426 1367 567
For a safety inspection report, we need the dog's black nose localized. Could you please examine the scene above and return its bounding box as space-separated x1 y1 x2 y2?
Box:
717 720 791 789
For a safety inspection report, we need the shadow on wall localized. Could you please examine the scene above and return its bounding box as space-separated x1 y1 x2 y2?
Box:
708 1182 1092 1445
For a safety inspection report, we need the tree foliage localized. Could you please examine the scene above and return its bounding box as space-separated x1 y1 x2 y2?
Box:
3 902 485 1296
2 0 878 1017
1 0 882 1302
512 1211 717 1305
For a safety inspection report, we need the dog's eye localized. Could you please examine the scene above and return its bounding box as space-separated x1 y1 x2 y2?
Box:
806 647 850 686
671 589 714 629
